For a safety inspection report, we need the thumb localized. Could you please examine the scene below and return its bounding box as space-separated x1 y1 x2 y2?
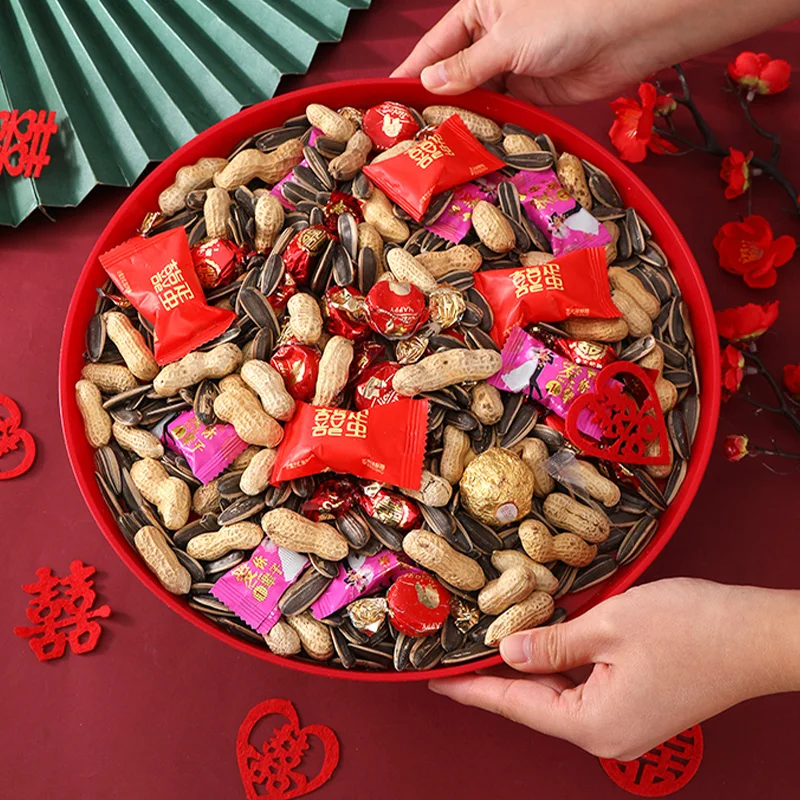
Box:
420 34 508 94
500 617 605 674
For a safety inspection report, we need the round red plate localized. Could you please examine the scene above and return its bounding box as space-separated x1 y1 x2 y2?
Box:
599 725 704 796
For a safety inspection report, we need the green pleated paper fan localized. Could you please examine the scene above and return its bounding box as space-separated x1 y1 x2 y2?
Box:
0 0 371 227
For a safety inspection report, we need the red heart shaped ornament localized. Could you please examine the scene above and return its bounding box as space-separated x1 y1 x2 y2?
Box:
236 698 340 800
565 362 670 466
0 394 36 480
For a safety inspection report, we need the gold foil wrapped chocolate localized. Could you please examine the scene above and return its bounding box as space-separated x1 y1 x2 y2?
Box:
428 286 466 329
338 106 365 127
395 335 428 365
459 447 535 527
348 597 388 634
450 596 480 633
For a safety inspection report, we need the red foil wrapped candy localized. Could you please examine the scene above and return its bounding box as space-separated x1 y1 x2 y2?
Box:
358 482 421 531
365 280 428 339
283 225 331 286
302 478 358 521
190 238 242 289
362 101 420 151
322 285 370 340
353 362 402 409
387 572 451 637
269 343 321 403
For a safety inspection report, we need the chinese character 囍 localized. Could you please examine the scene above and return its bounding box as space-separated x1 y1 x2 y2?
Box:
150 259 195 311
13 561 111 661
0 109 58 179
311 408 368 438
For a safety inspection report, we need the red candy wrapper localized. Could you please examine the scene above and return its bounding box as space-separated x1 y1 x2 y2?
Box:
528 325 617 371
269 343 321 403
322 285 370 340
190 238 242 289
267 272 298 314
283 225 331 286
363 115 505 221
472 247 621 346
272 399 430 490
353 362 402 409
100 228 236 365
323 191 363 236
302 478 358 521
387 572 451 637
359 481 422 531
349 340 386 379
362 101 420 151
365 280 429 339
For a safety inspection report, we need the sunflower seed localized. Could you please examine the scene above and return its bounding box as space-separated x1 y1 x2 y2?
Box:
216 495 265 525
410 636 445 670
278 569 333 616
499 403 538 449
309 553 341 579
498 181 521 223
665 460 688 504
571 556 618 592
422 190 454 227
367 517 404 551
332 244 355 286
203 550 243 576
616 516 658 565
86 314 107 363
619 335 656 362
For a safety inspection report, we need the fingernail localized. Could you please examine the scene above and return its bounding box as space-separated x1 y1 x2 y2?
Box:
421 63 448 89
500 634 530 665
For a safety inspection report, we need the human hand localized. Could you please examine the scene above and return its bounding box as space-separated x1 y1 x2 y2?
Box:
392 0 800 105
430 578 800 760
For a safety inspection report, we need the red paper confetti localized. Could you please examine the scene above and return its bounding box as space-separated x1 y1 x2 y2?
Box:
237 698 340 800
565 361 670 465
0 109 58 178
0 394 36 480
599 725 704 796
13 561 111 661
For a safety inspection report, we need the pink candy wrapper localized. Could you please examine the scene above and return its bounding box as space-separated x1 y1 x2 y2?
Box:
489 326 608 439
211 539 309 634
426 182 491 244
311 549 412 620
165 410 248 484
512 169 610 257
270 128 320 210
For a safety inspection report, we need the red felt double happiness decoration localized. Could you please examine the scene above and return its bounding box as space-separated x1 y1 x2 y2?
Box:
237 698 340 799
565 362 670 465
0 393 36 480
14 561 111 661
0 109 58 178
600 725 704 796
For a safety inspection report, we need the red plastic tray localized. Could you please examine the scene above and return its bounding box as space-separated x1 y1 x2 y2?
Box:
59 79 720 681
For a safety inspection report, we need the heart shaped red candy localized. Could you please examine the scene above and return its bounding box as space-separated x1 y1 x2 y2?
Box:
236 698 340 799
565 362 670 466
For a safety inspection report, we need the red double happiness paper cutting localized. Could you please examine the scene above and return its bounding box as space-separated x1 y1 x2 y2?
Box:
14 561 111 661
237 698 340 799
0 109 58 178
0 394 36 480
599 725 704 796
565 361 670 466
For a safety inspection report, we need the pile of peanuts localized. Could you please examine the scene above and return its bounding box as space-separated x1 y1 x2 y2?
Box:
76 101 699 671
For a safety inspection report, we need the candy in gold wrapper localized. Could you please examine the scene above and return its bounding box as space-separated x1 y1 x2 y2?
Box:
450 596 480 633
428 286 466 329
395 335 428 365
347 597 388 634
459 447 534 527
338 106 365 128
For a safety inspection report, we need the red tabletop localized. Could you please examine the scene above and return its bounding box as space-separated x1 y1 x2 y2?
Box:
2 4 799 797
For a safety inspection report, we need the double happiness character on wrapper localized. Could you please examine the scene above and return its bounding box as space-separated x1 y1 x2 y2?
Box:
99 228 236 364
472 247 621 346
363 115 505 221
512 168 611 257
